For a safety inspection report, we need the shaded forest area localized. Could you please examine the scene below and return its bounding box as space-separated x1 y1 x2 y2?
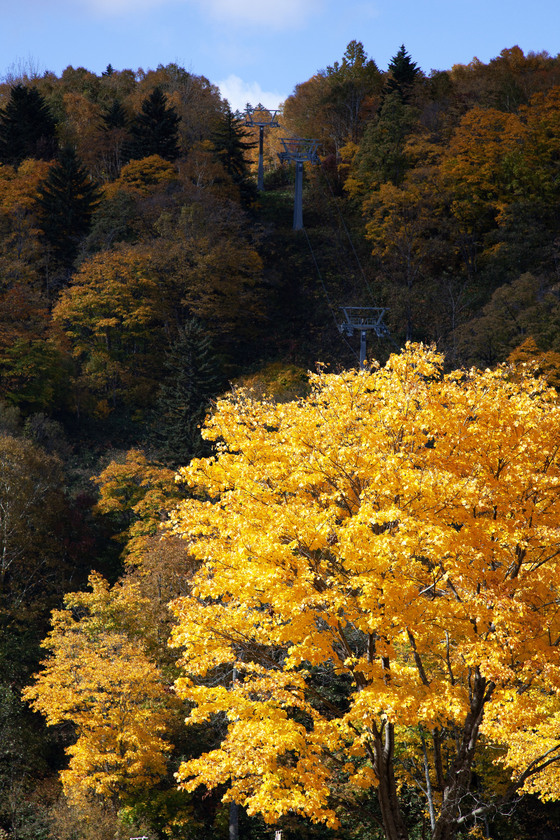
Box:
2 42 560 840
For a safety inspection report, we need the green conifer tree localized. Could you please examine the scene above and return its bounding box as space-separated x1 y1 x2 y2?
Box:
212 109 256 205
102 99 128 130
126 87 181 162
36 146 101 272
150 320 223 467
384 44 421 103
0 84 57 167
100 100 130 180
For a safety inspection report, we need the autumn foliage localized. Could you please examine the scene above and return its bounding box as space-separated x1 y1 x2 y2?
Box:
24 573 174 804
4 43 560 840
169 344 560 840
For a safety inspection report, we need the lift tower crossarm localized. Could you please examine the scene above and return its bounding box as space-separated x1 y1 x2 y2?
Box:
338 306 390 368
278 137 320 164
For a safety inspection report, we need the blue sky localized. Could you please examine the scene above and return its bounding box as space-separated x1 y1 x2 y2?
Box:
2 0 559 111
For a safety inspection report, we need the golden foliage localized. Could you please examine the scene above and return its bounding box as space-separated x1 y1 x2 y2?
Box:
104 155 178 199
51 245 166 413
24 573 174 804
93 448 185 563
168 344 560 827
508 337 560 389
234 362 310 402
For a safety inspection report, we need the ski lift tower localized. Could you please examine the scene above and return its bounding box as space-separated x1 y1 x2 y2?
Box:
339 306 389 369
278 138 320 230
245 106 280 191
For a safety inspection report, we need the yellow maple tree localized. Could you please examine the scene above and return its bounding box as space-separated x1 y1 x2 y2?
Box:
93 449 182 550
24 573 174 805
169 344 560 840
51 244 168 415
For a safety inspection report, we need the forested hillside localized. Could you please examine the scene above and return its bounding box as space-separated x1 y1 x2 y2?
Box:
2 43 560 840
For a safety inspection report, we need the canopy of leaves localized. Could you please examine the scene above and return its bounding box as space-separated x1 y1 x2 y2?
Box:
169 344 560 840
0 434 67 611
24 573 174 804
51 244 166 415
284 41 382 153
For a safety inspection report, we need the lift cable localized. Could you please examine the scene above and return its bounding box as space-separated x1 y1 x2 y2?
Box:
318 167 401 355
319 166 379 306
274 131 394 362
302 226 361 364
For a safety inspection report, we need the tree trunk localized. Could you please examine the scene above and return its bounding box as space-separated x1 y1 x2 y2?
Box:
229 801 238 840
432 670 494 840
372 720 409 840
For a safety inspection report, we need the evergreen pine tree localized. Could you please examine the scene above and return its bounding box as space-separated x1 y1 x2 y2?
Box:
126 87 181 162
212 109 256 205
150 320 223 467
100 100 129 180
36 146 101 271
384 44 421 103
0 84 57 167
102 99 128 130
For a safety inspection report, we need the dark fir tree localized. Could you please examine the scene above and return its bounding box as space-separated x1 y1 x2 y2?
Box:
0 84 57 167
36 146 101 273
150 319 223 467
102 99 128 130
101 100 130 180
212 109 255 182
126 86 181 162
384 44 421 103
212 108 256 205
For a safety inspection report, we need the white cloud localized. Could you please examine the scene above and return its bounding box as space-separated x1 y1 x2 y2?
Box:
84 0 323 25
218 74 287 112
196 0 323 27
84 0 168 13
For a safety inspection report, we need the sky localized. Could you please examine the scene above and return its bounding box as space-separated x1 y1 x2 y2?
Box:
1 0 559 111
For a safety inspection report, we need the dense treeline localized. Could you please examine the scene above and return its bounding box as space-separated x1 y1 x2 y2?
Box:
283 42 560 372
2 43 560 840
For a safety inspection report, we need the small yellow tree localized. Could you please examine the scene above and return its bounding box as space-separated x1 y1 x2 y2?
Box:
24 573 173 805
169 344 560 840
